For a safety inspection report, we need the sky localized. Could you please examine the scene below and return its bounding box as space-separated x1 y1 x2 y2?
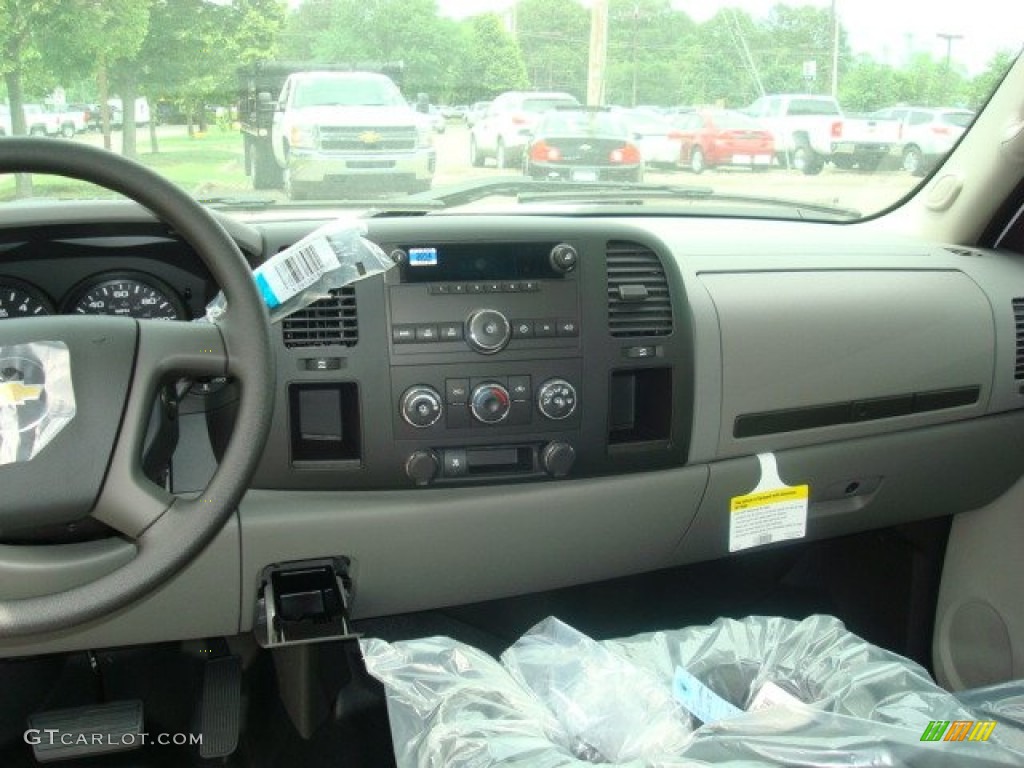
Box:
434 0 1022 76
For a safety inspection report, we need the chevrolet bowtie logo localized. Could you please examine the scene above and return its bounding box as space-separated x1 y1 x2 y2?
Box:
359 131 382 145
0 381 43 408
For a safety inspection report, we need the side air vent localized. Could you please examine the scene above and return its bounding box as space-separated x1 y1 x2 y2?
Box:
282 286 358 348
606 240 673 337
1014 298 1024 380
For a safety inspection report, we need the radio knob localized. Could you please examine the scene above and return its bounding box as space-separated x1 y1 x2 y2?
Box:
465 309 511 354
541 441 576 478
537 379 577 420
400 386 443 428
470 382 512 424
405 450 439 486
550 243 578 273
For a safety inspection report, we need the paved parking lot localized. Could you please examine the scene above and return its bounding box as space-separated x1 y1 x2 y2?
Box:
75 122 920 215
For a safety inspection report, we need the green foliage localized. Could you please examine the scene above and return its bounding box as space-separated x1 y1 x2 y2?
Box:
465 13 529 100
516 0 589 97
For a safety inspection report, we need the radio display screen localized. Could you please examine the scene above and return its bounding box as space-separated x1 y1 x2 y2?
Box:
398 242 564 282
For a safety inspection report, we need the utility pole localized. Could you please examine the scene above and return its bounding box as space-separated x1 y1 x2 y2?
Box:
631 3 640 107
587 0 608 105
937 32 963 71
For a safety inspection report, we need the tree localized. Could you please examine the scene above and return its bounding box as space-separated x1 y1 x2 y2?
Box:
968 50 1015 110
605 0 697 107
131 0 285 149
464 13 528 101
516 0 589 97
839 55 900 112
284 0 462 102
0 1 65 197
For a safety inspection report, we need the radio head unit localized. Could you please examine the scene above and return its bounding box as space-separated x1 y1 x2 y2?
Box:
392 242 577 283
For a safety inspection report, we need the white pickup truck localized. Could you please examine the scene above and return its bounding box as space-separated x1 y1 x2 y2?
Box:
241 68 435 200
746 94 902 175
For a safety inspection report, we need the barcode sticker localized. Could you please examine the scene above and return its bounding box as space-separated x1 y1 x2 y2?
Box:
729 453 808 553
254 238 342 309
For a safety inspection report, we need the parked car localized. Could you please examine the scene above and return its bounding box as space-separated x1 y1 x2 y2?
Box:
470 90 580 169
615 109 684 167
428 105 446 133
523 107 644 182
870 106 975 176
22 104 61 136
673 109 775 173
465 100 490 127
746 93 902 174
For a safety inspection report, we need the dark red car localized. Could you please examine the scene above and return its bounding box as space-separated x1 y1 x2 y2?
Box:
673 109 775 173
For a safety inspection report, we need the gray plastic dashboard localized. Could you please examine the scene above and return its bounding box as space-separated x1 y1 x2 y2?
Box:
3 206 1024 656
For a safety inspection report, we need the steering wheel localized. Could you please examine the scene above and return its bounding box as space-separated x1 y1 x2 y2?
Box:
0 139 274 638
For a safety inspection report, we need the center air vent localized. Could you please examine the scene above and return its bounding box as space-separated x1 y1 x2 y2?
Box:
606 241 673 337
1014 298 1024 380
282 286 358 348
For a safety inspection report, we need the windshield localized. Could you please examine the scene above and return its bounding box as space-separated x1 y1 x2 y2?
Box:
539 111 628 137
0 0 1019 220
291 75 405 108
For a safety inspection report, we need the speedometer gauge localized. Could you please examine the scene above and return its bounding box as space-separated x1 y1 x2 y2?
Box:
0 279 54 319
68 275 184 320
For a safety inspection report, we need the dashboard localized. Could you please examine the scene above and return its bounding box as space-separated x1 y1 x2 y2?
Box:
4 199 1024 656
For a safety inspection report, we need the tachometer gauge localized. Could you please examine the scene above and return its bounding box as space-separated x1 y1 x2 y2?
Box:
67 275 185 320
0 279 54 319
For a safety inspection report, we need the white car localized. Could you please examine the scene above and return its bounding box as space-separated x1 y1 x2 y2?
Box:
470 91 579 169
617 109 683 167
871 106 975 175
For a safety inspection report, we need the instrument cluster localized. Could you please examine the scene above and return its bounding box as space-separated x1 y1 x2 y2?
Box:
0 272 186 321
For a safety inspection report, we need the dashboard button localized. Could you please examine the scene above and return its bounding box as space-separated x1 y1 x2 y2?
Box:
415 325 439 342
451 283 467 294
485 281 503 293
392 325 416 343
535 320 557 337
303 357 342 371
446 378 469 404
512 320 534 338
439 323 464 341
503 281 521 292
401 386 443 428
446 406 470 429
430 283 450 295
537 379 578 420
508 375 532 402
468 282 486 294
466 309 511 354
443 449 468 477
624 345 656 359
507 400 532 426
470 382 512 424
550 243 579 273
522 280 540 292
557 319 579 337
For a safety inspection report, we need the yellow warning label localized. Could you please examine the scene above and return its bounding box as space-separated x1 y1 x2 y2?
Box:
731 485 809 513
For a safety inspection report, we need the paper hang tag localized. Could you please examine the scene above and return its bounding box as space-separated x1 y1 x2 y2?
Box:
728 453 809 553
748 680 805 713
672 666 744 725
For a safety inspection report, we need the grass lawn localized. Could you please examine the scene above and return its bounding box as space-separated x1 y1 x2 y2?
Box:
0 129 251 201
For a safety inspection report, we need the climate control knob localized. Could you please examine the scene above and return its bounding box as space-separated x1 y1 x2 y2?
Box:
466 309 511 354
537 379 577 420
400 386 443 428
470 382 512 424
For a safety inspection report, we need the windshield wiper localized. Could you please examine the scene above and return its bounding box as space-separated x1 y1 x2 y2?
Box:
197 195 279 210
402 176 859 220
197 195 445 213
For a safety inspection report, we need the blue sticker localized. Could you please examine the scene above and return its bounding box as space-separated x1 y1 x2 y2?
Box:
672 666 743 725
255 272 281 309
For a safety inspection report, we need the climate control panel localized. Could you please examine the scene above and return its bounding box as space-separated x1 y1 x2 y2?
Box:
397 374 579 433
